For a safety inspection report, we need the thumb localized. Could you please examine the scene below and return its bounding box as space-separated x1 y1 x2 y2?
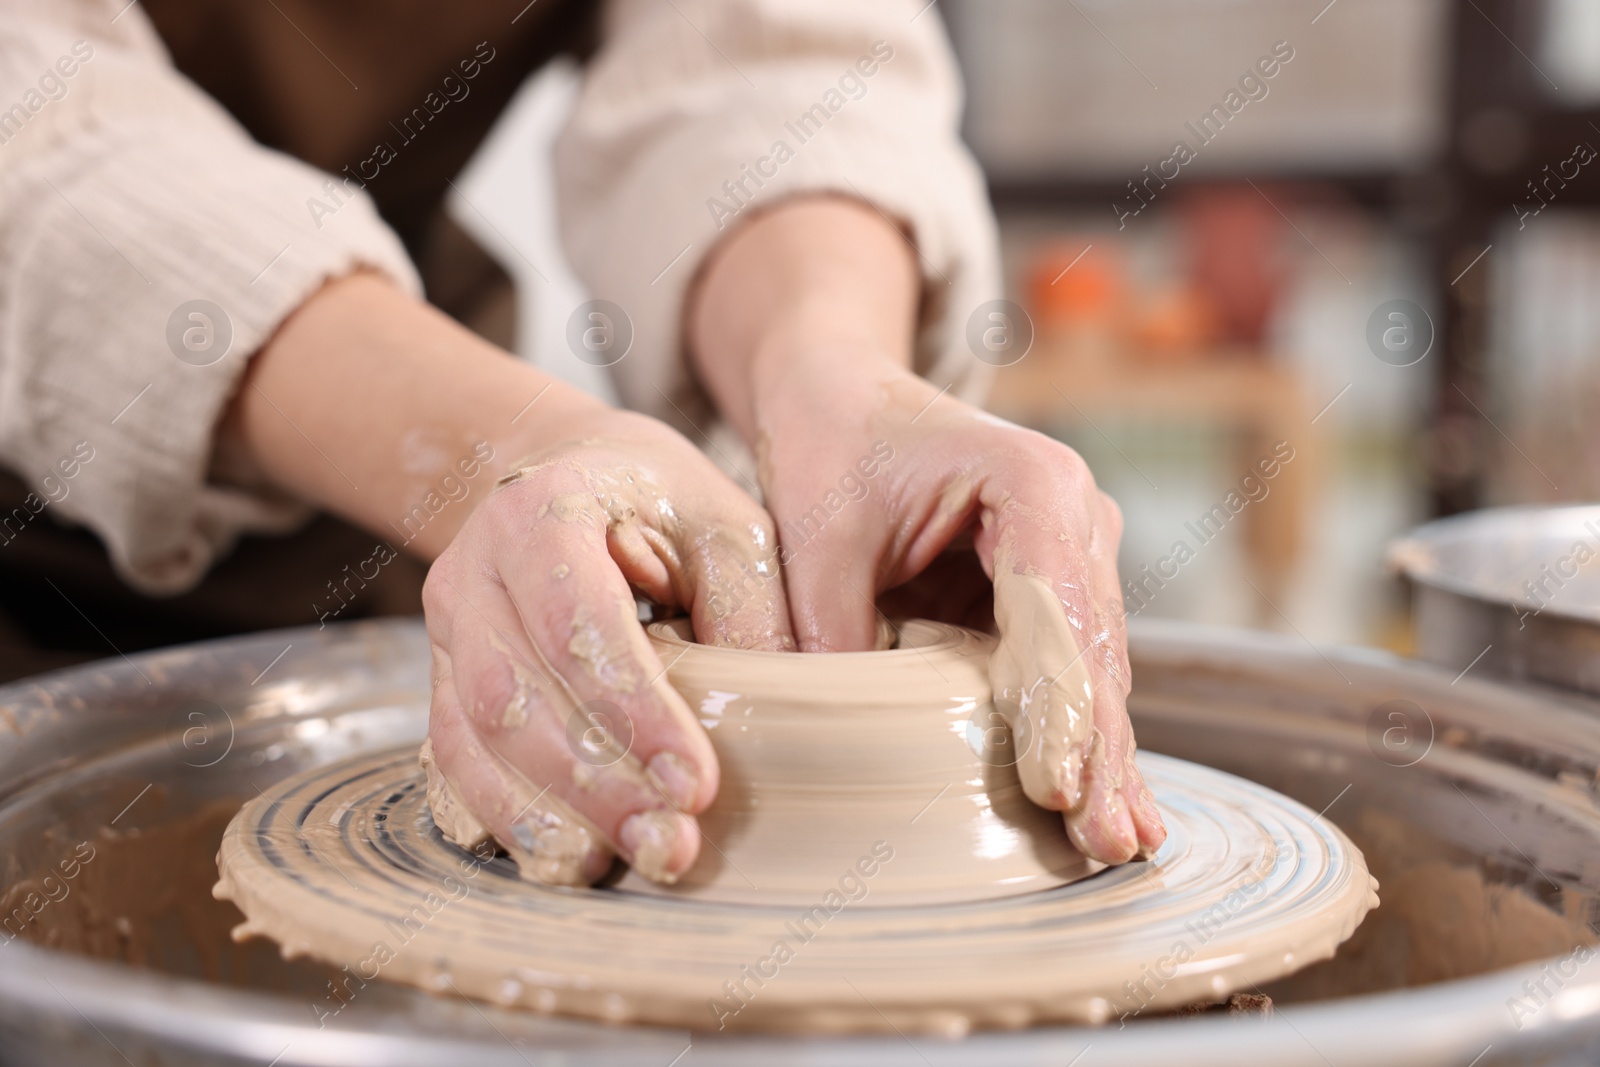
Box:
988 551 1097 814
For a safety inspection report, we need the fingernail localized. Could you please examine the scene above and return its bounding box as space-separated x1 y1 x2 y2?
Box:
1070 799 1137 864
620 810 690 884
645 751 700 811
1106 794 1138 854
1134 786 1167 859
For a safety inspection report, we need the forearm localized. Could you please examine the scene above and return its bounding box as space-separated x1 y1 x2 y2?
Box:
688 196 922 447
222 272 606 559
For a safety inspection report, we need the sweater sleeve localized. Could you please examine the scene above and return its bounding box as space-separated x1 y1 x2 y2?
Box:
0 0 421 594
552 0 1000 436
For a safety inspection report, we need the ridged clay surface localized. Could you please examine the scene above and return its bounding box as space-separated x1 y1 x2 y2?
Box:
216 621 1377 1033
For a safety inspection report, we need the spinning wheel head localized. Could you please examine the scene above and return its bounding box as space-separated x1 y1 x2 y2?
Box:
216 743 1376 1034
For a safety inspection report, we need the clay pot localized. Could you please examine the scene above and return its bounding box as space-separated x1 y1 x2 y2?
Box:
614 619 1099 905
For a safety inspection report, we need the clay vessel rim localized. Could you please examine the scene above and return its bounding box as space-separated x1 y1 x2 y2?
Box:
646 617 974 662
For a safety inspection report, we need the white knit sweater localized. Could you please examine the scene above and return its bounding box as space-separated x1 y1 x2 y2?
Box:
0 0 997 593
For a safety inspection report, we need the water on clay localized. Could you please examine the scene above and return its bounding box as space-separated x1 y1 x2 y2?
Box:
2 627 1597 1033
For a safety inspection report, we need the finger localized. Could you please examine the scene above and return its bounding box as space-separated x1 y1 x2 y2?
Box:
443 592 707 884
777 506 886 652
1078 491 1166 856
423 491 708 886
425 645 615 885
992 549 1140 864
480 472 731 869
987 548 1097 815
499 483 721 805
977 444 1143 863
777 459 981 651
540 444 795 655
985 475 1153 864
439 555 704 886
655 487 795 653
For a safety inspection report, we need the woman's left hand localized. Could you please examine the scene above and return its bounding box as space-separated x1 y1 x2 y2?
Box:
755 361 1166 864
689 196 1166 865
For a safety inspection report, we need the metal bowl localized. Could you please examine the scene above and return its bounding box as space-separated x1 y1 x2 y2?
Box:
1388 504 1600 696
1 617 1598 1066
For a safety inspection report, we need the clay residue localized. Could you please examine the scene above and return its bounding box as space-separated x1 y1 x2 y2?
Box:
499 697 529 730
429 711 609 888
619 809 684 885
506 793 607 886
419 739 489 850
1265 807 1598 1001
538 492 603 525
566 603 642 693
988 563 1096 811
1 791 339 993
477 628 548 735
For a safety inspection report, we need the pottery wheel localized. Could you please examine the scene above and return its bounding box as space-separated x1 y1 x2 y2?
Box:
216 745 1378 1035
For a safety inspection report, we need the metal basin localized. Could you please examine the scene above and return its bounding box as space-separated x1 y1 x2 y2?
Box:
0 617 1597 1066
1388 504 1600 696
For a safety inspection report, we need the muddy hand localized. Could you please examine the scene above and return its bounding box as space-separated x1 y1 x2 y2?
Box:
984 480 1165 864
422 410 793 886
755 370 1166 865
685 196 1162 864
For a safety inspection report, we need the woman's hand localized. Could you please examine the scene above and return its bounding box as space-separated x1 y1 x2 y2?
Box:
690 197 1166 864
223 274 793 885
760 369 1164 863
423 410 793 885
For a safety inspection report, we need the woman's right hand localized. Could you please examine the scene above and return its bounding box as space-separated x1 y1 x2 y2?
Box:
220 273 792 887
420 408 794 886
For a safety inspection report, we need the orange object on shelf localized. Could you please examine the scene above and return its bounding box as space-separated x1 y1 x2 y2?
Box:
1027 242 1127 330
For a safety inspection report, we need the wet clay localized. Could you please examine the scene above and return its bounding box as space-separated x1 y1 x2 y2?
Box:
613 619 1099 905
989 565 1099 822
216 620 1378 1035
418 738 489 850
429 618 1093 902
2 792 338 992
1265 807 1598 1001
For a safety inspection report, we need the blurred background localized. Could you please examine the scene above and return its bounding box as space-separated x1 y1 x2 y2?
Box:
453 0 1600 653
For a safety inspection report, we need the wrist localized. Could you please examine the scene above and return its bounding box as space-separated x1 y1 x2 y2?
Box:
746 340 911 442
689 195 920 443
228 272 611 559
